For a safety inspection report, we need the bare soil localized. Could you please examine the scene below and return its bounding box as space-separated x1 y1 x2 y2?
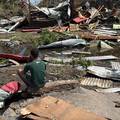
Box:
0 40 120 120
0 64 119 120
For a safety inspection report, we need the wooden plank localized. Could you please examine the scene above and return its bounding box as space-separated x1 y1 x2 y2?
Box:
77 31 120 41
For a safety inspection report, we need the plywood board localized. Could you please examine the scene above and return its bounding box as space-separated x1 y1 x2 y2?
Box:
21 96 107 120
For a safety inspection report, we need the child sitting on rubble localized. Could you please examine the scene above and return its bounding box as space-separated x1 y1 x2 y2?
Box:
17 48 46 94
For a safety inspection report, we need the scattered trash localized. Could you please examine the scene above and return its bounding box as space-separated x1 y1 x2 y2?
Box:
98 41 113 50
89 40 113 52
0 1 120 119
0 39 20 48
73 16 87 24
0 16 25 33
0 16 25 27
7 22 21 32
0 81 20 109
0 89 10 109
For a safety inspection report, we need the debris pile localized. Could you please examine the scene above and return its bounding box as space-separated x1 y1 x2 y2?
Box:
0 0 120 120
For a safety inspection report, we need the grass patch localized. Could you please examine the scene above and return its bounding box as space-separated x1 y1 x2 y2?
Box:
0 30 71 47
0 1 23 17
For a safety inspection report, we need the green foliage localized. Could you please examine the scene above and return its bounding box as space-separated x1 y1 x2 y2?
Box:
35 29 71 46
0 31 69 47
0 59 8 64
10 32 40 46
78 56 94 69
0 0 23 17
71 56 94 69
39 29 57 45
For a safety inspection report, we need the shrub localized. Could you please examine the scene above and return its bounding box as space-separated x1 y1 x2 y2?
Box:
39 29 57 45
71 55 94 69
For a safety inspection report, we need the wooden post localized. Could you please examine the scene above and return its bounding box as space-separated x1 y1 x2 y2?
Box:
28 0 31 23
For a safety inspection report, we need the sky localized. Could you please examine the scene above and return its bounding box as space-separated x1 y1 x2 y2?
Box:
30 0 43 5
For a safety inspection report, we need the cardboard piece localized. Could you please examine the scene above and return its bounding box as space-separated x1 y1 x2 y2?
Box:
21 96 107 120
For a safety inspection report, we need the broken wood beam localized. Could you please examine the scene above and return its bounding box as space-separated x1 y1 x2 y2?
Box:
76 31 120 41
38 80 80 94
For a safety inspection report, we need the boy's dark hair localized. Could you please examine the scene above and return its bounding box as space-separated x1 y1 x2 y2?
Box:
30 48 39 58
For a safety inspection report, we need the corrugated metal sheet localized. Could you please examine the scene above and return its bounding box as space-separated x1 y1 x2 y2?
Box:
84 55 117 61
87 66 120 81
111 62 120 70
96 88 120 93
81 77 113 88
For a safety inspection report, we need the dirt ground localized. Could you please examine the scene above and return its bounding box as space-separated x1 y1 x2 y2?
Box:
1 87 120 120
0 42 120 120
0 64 119 120
48 87 120 120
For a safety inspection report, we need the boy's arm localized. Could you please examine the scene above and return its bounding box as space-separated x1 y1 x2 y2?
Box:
17 64 31 87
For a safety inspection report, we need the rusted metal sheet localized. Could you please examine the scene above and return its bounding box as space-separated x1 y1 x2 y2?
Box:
21 96 107 120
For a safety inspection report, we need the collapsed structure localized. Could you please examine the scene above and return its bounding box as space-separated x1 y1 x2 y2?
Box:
0 1 120 120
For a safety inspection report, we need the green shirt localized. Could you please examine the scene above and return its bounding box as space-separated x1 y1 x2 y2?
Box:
24 60 46 88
